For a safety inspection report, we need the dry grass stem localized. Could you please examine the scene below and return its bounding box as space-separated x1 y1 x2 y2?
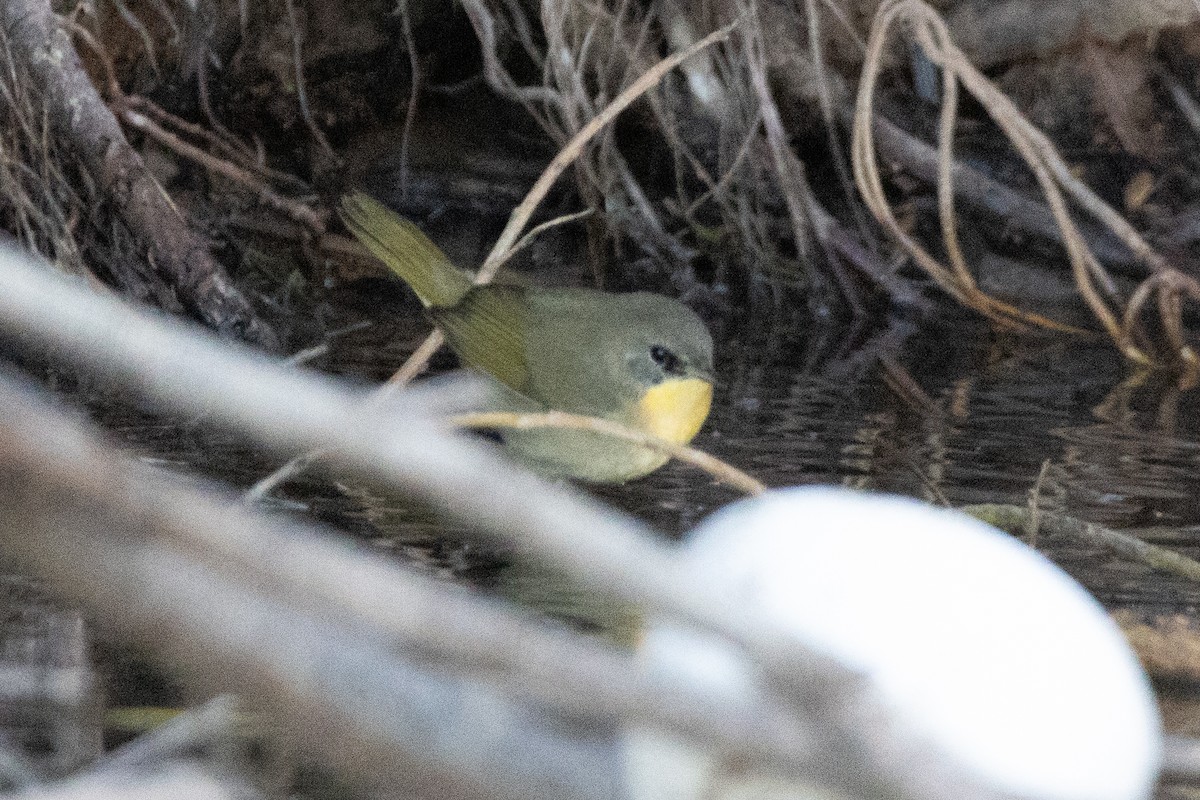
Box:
124 96 306 190
243 447 326 503
107 0 160 77
450 410 765 495
397 0 422 198
283 0 334 157
486 208 595 277
1024 460 1054 550
479 17 740 279
97 697 241 774
683 108 762 217
742 3 812 266
964 504 1200 583
1163 68 1200 141
803 0 874 251
120 109 327 234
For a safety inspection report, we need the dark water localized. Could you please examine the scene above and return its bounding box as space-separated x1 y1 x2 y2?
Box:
92 308 1200 619
604 325 1200 612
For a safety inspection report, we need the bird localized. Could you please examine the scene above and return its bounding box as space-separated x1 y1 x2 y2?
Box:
339 191 715 482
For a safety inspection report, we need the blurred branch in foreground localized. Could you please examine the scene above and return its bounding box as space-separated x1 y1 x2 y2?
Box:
0 244 1028 800
13 763 250 800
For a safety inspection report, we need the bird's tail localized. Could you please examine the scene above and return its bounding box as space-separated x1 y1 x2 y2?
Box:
339 191 473 308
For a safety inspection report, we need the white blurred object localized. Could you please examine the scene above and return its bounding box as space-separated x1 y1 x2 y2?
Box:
626 487 1162 800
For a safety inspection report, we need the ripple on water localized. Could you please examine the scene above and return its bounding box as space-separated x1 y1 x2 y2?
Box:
86 317 1200 615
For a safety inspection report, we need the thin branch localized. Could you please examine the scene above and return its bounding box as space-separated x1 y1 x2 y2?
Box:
283 0 334 156
450 410 765 495
397 0 422 199
964 504 1200 583
853 0 1200 369
119 109 326 233
479 17 741 279
124 95 308 191
486 208 594 275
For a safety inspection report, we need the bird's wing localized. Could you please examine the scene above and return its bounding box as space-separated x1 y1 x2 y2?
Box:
431 286 531 394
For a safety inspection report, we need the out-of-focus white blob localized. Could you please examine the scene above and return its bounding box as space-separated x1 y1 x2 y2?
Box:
626 487 1161 800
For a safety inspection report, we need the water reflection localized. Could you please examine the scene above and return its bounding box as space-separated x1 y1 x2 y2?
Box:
86 314 1200 613
690 333 1200 609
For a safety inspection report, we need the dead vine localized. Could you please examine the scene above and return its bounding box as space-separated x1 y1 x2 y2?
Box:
852 0 1200 373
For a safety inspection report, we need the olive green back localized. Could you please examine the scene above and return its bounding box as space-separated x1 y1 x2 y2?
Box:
434 286 712 421
437 288 715 483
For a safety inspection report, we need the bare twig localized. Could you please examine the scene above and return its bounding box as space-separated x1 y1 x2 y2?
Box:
107 0 160 77
964 504 1200 583
97 697 240 774
802 0 875 253
400 16 740 381
242 449 321 503
1024 460 1053 550
741 4 812 264
450 410 765 495
485 208 594 275
283 0 334 157
479 18 741 280
119 109 326 233
397 0 422 198
862 111 1137 271
124 95 308 191
1162 67 1200 143
853 2 1086 335
460 0 562 108
683 109 762 217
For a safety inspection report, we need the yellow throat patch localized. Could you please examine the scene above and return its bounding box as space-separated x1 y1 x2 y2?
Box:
637 377 714 445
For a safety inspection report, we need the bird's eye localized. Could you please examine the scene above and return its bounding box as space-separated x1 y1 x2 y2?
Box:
649 344 682 374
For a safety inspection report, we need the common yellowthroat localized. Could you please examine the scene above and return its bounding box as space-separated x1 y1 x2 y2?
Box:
340 191 715 482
